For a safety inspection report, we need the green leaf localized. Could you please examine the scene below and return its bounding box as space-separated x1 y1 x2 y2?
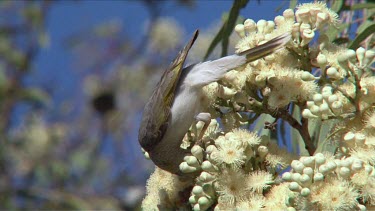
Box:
289 0 298 9
204 0 249 60
291 104 309 156
349 22 375 49
324 23 350 41
342 3 375 11
253 114 274 137
331 0 344 13
314 120 338 154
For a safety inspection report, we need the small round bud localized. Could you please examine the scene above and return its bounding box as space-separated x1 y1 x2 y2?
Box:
301 156 315 167
282 172 292 181
326 161 337 171
258 146 269 159
356 47 366 66
191 145 204 162
274 16 286 26
303 167 314 177
201 160 218 172
331 101 343 110
328 95 338 104
315 153 326 165
244 19 256 34
199 172 215 182
289 182 301 192
363 50 375 66
192 185 203 196
257 19 267 33
345 49 356 62
313 94 323 104
301 187 311 197
322 86 333 94
317 54 327 67
291 160 305 173
283 9 294 20
339 166 351 178
198 196 210 207
189 195 198 204
309 105 320 115
319 103 330 113
300 174 311 185
313 172 324 182
185 156 200 168
319 164 330 174
354 133 366 146
206 145 217 154
193 204 200 211
180 162 197 173
235 24 246 38
306 101 315 107
292 173 301 182
351 159 363 171
301 72 317 81
326 67 340 79
302 109 318 118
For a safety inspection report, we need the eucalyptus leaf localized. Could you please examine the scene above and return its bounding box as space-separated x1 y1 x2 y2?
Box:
314 119 338 154
349 22 375 49
289 0 298 9
291 104 309 156
331 0 344 13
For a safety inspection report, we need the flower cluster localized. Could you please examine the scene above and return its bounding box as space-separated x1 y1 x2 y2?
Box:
142 2 375 210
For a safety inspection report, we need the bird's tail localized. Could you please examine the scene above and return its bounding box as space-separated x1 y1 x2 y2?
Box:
239 33 292 62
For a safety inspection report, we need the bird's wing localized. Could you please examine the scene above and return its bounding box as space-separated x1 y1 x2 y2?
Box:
139 30 199 151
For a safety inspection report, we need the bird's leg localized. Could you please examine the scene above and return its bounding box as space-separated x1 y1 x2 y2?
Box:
195 112 211 145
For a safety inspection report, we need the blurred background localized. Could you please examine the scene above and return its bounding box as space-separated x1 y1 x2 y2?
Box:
0 0 370 209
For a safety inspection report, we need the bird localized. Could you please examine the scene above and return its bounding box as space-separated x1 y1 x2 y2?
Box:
138 30 291 175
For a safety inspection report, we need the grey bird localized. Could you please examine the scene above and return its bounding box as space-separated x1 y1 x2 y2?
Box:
139 30 291 175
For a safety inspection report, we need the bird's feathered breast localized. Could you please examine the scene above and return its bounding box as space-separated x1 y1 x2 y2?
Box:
139 30 199 152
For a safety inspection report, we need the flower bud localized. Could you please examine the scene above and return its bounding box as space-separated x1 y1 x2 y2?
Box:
344 132 355 142
301 187 311 197
291 160 305 173
257 19 267 33
354 133 366 146
201 160 218 172
235 24 246 38
206 145 217 154
303 167 314 177
356 47 366 66
258 146 268 159
191 145 204 162
189 195 198 204
274 16 286 26
351 159 363 171
289 182 301 192
292 173 301 182
192 185 204 196
319 164 330 174
313 94 323 105
180 162 198 173
301 72 317 81
313 172 324 182
339 166 351 178
319 103 330 113
296 8 310 23
314 153 326 165
199 171 215 183
198 196 210 208
301 156 315 167
301 29 314 46
185 156 200 168
328 95 338 104
244 19 256 34
331 101 343 110
317 54 327 70
302 109 318 118
309 105 320 115
326 67 340 79
364 50 375 66
265 21 275 33
346 49 357 63
283 9 294 20
282 172 292 181
300 174 311 185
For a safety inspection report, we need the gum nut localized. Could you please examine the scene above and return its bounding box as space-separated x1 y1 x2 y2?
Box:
309 105 320 114
303 167 314 176
319 164 330 174
356 47 365 63
192 185 204 196
317 54 327 66
191 145 204 161
301 72 317 81
180 162 197 173
301 156 315 167
185 156 200 167
189 195 197 204
292 173 301 182
201 161 217 172
313 93 323 103
331 101 343 109
300 174 311 184
306 101 315 107
193 204 200 211
328 95 338 103
206 145 217 154
345 49 356 60
301 187 311 197
235 24 245 38
313 172 324 182
344 132 355 141
326 67 339 77
326 161 337 171
198 196 210 207
200 171 214 182
282 172 292 181
302 109 318 118
289 182 300 191
339 166 351 178
322 86 333 93
314 153 326 165
291 160 305 173
319 103 330 113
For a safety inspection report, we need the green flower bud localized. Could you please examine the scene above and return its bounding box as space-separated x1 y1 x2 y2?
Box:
291 160 305 173
292 173 301 182
185 156 201 168
189 195 198 204
302 109 318 118
289 182 301 192
301 72 317 81
192 185 204 196
344 132 355 142
303 167 314 177
180 162 198 173
191 145 204 162
313 94 323 104
301 156 315 167
356 47 366 66
313 172 324 182
300 187 311 197
282 172 292 181
199 172 215 183
314 153 326 165
339 166 351 178
300 174 311 185
201 161 218 172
